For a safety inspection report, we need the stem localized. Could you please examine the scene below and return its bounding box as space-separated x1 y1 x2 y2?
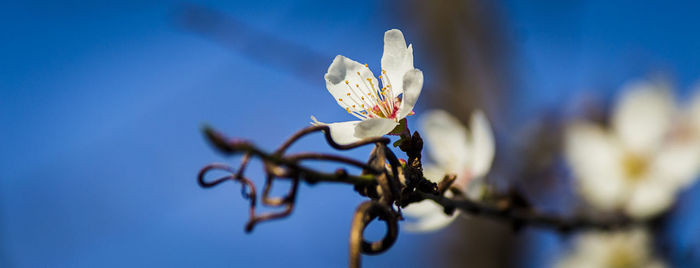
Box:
417 191 646 231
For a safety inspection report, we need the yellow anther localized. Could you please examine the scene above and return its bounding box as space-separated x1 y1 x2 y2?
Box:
361 96 364 100
364 64 368 67
346 108 351 113
355 84 359 87
382 69 386 74
339 98 343 101
347 93 351 96
356 72 361 75
345 80 349 84
378 75 382 78
352 105 356 108
361 104 365 108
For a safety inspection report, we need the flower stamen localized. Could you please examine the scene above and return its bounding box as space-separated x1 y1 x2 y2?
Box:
346 81 376 109
343 80 379 118
380 69 397 109
621 153 648 181
357 71 391 117
337 90 370 120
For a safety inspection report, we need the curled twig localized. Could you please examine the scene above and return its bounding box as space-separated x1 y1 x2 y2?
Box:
199 125 394 233
198 156 258 230
349 201 399 268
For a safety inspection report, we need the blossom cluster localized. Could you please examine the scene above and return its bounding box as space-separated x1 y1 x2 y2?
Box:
559 81 700 267
311 29 700 267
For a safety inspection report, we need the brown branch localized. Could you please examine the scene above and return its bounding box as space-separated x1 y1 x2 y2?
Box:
285 153 381 174
198 125 650 268
202 125 379 186
199 125 396 234
416 190 648 232
272 125 390 153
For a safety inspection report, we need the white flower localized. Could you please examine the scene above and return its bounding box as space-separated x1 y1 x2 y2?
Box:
311 29 424 144
556 229 666 268
565 80 700 219
402 110 495 232
679 83 700 144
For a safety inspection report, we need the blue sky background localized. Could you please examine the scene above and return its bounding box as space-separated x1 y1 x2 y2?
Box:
1 0 699 267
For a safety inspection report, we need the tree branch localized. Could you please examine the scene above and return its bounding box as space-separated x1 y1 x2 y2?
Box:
197 125 649 268
416 191 647 232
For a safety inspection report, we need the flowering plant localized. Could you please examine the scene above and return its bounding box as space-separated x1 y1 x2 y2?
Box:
197 29 700 268
312 29 423 144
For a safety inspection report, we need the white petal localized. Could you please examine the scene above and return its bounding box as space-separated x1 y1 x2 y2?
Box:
396 69 424 119
354 118 398 139
402 200 458 232
612 80 673 154
380 29 414 100
311 117 397 145
649 142 700 188
420 110 470 173
689 85 700 134
625 177 678 219
557 229 661 268
468 110 495 179
311 118 363 145
464 176 486 200
422 165 448 183
556 232 609 268
565 123 628 211
403 164 460 232
402 199 440 217
325 55 380 114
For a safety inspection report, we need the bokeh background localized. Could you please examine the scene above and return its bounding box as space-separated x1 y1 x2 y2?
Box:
2 0 700 267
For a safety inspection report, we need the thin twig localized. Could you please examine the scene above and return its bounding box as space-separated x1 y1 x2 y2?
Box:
349 201 398 268
417 191 646 231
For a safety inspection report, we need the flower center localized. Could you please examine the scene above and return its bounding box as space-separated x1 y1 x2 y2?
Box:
621 153 648 181
606 247 639 268
371 98 401 119
336 65 400 121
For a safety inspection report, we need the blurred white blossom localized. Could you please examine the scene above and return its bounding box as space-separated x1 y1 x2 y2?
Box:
311 29 423 144
676 84 700 145
565 80 700 219
556 229 666 268
403 110 495 232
